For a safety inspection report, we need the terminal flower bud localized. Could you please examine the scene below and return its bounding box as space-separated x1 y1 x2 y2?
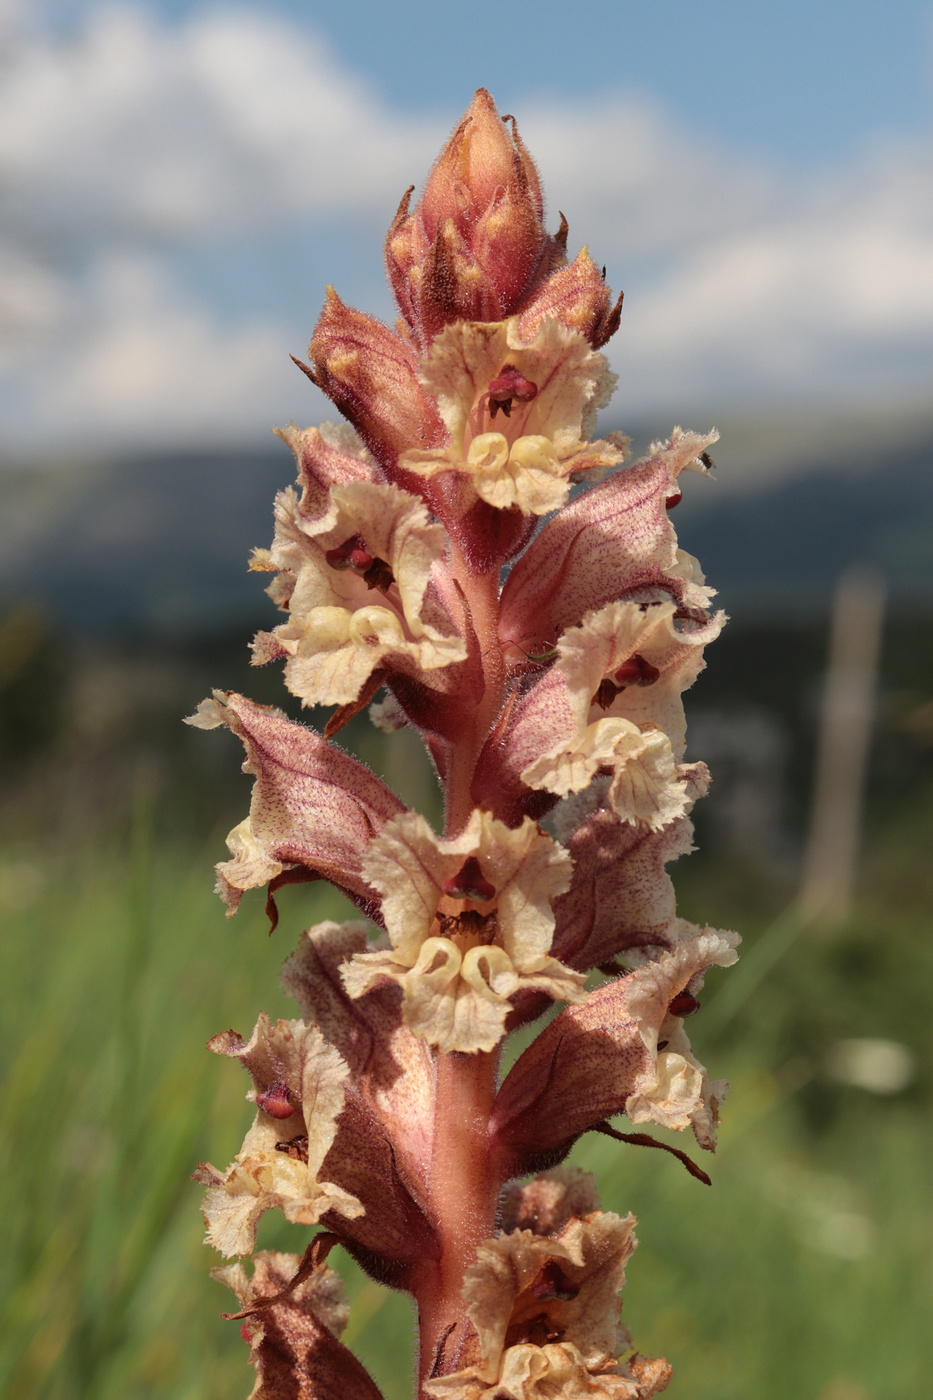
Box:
386 89 565 349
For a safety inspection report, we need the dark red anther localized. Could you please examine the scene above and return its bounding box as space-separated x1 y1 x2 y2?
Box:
256 1079 295 1119
362 557 395 592
665 489 682 510
594 678 618 710
530 1261 581 1302
668 990 701 1018
613 653 661 688
442 855 496 903
325 534 376 575
487 364 538 419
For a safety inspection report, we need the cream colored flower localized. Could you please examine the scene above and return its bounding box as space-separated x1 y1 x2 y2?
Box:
400 317 626 515
426 1192 669 1399
195 1015 363 1257
251 478 465 706
520 600 722 830
622 921 739 1148
341 809 584 1053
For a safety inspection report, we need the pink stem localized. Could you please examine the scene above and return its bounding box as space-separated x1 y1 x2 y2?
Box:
411 535 507 1389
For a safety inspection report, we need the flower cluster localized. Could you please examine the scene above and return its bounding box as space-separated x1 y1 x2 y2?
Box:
192 90 738 1399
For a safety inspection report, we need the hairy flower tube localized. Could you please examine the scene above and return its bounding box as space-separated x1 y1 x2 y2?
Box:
191 88 738 1399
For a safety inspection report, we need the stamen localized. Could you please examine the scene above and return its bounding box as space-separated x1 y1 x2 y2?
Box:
668 989 701 1017
487 364 538 420
256 1080 295 1119
442 855 496 903
530 1260 581 1301
325 535 395 591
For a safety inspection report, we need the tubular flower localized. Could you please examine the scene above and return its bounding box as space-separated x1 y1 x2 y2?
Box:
194 1016 363 1258
341 809 584 1053
425 1170 670 1400
515 599 723 827
250 479 466 706
400 317 625 516
193 87 739 1400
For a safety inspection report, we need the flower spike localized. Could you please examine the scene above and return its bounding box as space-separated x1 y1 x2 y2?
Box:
192 85 738 1400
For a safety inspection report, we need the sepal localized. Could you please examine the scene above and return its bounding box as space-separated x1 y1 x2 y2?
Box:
186 691 403 915
500 429 719 651
491 923 739 1169
214 1251 386 1399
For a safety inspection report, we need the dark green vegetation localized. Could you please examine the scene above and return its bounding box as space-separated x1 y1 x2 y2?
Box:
2 600 932 1400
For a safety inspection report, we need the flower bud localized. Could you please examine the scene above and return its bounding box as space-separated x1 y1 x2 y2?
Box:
307 288 444 472
386 89 565 348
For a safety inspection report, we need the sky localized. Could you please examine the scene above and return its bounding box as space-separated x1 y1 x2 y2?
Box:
2 0 932 456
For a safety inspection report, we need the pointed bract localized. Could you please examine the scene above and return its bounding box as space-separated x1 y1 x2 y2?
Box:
491 923 740 1168
308 288 445 472
518 246 624 350
186 692 404 914
281 920 435 1171
214 1251 386 1400
550 810 694 971
500 429 718 652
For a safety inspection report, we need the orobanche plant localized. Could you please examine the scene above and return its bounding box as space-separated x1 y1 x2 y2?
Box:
189 89 738 1400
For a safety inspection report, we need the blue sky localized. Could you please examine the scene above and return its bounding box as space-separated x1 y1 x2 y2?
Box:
36 0 933 164
3 0 932 454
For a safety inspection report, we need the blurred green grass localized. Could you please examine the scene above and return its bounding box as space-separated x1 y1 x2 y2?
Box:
2 781 931 1400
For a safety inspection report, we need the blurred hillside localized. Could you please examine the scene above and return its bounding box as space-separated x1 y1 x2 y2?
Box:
2 407 933 860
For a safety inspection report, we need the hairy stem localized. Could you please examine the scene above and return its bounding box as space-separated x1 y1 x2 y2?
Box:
444 540 505 836
416 1045 501 1390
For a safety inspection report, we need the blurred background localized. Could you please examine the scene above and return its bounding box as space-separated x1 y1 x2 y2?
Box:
2 2 933 1398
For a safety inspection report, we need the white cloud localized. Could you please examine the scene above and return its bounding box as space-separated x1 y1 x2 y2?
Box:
5 252 329 450
1 3 931 449
0 4 437 245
